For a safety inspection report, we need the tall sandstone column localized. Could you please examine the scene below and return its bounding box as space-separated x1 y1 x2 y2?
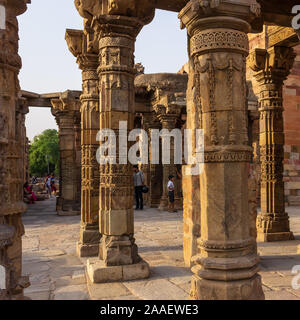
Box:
142 112 163 208
0 0 30 298
51 92 81 216
249 47 295 242
66 25 101 257
154 102 181 211
75 0 155 282
179 0 265 300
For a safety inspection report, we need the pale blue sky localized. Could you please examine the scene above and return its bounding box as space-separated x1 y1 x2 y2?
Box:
19 1 188 141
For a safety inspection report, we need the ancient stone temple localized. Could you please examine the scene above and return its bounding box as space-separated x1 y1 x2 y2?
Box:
1 0 300 301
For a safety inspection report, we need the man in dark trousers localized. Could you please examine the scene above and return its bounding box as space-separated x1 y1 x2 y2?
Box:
133 165 144 210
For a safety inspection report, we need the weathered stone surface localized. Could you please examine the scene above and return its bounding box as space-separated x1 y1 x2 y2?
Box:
249 46 295 242
53 284 89 300
87 258 150 283
123 278 189 300
65 26 101 257
87 282 131 300
179 0 264 300
0 0 29 299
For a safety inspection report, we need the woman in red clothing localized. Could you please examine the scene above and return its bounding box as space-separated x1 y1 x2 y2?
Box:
23 182 37 204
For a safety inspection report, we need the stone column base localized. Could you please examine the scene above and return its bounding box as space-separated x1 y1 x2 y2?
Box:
257 231 294 242
190 274 265 300
86 257 150 283
76 241 99 258
57 210 80 216
158 197 168 211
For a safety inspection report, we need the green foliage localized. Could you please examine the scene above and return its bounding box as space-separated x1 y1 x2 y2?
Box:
29 129 59 177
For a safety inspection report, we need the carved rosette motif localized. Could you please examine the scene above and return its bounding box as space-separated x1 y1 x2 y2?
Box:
249 46 296 241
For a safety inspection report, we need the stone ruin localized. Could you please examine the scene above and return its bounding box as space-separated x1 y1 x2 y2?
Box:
1 0 300 300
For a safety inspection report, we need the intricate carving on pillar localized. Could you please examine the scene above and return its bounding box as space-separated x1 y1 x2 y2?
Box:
179 0 264 300
74 0 155 282
65 23 101 257
0 0 30 299
51 91 81 217
154 98 182 211
248 46 296 242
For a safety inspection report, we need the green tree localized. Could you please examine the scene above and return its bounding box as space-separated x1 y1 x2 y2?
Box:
29 129 59 177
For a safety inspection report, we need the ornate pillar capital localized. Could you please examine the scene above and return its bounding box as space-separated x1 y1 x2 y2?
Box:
74 0 155 24
248 46 296 86
51 92 81 126
154 95 182 129
179 0 261 35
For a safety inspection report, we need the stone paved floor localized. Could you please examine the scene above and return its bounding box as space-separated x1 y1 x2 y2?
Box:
22 198 300 300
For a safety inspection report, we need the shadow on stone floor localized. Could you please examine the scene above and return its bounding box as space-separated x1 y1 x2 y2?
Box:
149 265 192 280
134 210 183 222
139 245 183 253
260 254 300 271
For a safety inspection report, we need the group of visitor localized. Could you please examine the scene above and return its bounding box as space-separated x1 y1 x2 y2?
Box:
23 173 57 204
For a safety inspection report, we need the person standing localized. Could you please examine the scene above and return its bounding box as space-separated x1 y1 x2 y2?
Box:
50 173 57 197
133 165 144 210
167 175 177 213
45 175 52 198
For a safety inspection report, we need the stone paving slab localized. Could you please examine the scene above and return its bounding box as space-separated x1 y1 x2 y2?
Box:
21 198 300 300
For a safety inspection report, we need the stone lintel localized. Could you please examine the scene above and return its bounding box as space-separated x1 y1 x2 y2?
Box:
267 26 299 48
86 258 150 283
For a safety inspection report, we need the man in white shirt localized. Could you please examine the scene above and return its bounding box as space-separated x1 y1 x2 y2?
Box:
167 175 177 212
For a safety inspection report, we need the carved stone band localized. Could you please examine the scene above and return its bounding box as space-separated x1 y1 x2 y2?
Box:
99 37 134 50
203 150 252 163
191 29 249 56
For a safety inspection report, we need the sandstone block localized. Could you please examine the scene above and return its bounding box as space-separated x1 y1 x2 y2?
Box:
87 259 122 283
86 258 150 283
123 260 150 281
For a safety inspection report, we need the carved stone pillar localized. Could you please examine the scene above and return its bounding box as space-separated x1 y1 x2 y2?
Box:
0 0 30 299
179 0 264 300
66 26 101 257
249 47 295 242
154 102 181 211
183 59 201 267
74 0 155 282
142 112 163 208
51 92 81 216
